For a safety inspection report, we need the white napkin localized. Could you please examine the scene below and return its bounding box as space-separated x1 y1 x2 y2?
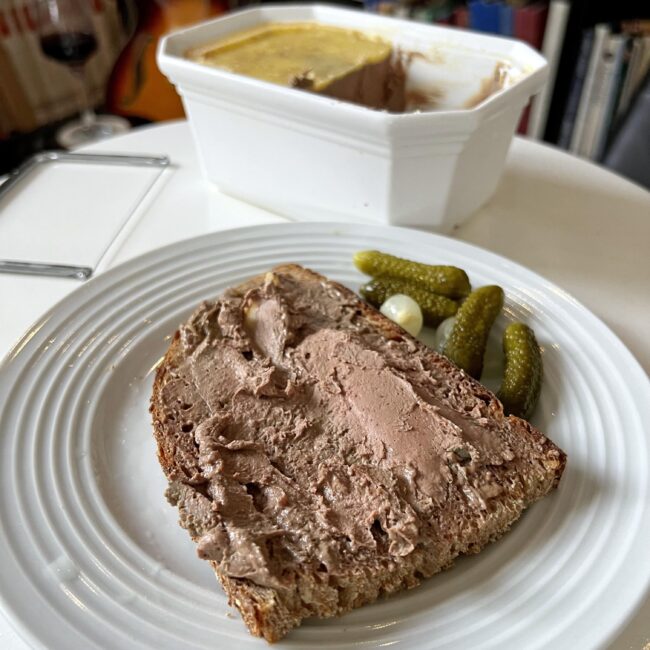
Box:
0 160 163 269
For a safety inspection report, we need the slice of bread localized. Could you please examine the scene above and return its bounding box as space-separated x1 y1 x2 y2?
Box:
150 264 566 643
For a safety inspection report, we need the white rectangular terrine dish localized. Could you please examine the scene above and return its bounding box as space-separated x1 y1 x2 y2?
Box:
158 5 547 230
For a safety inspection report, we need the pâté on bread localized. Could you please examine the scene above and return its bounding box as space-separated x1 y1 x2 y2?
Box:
150 263 566 642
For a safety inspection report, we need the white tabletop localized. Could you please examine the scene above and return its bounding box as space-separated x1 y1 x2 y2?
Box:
0 120 648 650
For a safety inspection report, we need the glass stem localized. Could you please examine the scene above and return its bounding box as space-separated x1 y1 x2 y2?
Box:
80 107 95 128
72 66 95 128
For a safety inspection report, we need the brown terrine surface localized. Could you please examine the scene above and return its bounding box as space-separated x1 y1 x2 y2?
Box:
188 22 407 111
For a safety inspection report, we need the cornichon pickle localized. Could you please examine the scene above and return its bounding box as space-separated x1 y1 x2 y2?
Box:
442 285 504 379
353 250 470 299
497 323 543 420
360 276 458 326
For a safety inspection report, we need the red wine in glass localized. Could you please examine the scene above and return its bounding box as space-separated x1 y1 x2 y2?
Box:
40 31 98 67
36 0 130 146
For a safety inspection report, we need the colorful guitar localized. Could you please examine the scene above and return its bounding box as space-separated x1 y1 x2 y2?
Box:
107 0 227 122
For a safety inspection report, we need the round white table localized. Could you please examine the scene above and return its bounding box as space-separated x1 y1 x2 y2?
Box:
0 120 648 650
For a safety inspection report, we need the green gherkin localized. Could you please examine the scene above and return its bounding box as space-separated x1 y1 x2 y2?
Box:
443 285 504 379
353 250 471 299
497 323 543 420
360 277 458 326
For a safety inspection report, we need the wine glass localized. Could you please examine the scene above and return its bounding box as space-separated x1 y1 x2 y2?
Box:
37 0 130 147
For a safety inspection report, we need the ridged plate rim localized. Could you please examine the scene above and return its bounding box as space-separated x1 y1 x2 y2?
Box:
0 222 648 650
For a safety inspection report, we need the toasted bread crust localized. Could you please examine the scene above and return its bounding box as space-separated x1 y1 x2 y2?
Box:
150 264 566 643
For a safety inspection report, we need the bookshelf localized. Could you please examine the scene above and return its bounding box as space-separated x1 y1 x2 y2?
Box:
2 0 648 180
353 0 650 168
543 1 649 158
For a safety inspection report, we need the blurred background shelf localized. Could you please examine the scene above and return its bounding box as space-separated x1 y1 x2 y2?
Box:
1 0 649 187
360 0 649 180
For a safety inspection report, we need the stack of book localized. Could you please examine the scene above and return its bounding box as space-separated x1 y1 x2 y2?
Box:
362 0 570 136
558 20 650 162
362 1 649 160
363 0 552 48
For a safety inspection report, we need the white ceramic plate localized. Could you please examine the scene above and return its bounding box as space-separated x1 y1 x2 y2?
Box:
1 223 648 650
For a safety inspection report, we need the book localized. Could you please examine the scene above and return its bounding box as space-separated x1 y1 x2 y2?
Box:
514 3 549 50
576 31 621 159
558 29 593 150
616 35 650 120
592 34 626 160
468 1 501 34
528 0 570 140
411 2 454 24
610 35 635 125
452 6 469 29
578 32 626 160
637 36 650 82
541 0 594 144
603 71 650 189
616 37 644 119
499 4 514 37
570 23 610 154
